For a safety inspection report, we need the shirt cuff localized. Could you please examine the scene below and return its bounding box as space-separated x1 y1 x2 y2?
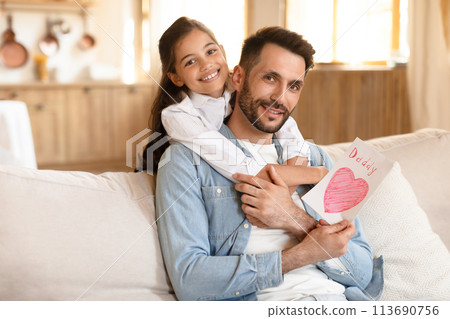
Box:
255 251 283 290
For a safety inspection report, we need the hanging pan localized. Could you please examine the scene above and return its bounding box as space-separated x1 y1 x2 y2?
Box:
0 14 28 68
78 10 95 50
39 18 59 56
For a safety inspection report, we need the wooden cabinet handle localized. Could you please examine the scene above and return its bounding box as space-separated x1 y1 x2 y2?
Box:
129 86 136 94
84 87 92 94
36 104 46 111
10 92 19 99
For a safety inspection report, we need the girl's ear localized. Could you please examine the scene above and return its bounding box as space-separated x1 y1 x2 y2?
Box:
167 72 184 87
231 65 245 91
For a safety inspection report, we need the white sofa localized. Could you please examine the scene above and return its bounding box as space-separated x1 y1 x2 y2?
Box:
0 128 449 301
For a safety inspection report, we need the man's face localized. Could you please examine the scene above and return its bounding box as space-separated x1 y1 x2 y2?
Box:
237 43 306 133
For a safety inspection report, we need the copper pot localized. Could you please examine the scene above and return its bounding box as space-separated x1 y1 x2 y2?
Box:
79 11 95 50
0 14 28 68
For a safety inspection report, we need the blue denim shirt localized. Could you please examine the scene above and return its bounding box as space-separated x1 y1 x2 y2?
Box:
156 124 384 301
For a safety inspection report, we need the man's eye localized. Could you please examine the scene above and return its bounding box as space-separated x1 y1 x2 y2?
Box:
290 85 300 91
207 49 216 55
185 59 195 67
265 75 275 82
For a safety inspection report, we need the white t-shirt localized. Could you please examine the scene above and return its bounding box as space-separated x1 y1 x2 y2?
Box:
238 139 346 301
161 90 310 181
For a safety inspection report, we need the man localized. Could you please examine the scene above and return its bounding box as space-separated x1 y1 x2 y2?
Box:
155 26 383 301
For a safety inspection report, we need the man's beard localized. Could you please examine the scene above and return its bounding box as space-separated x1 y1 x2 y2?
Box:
238 79 291 133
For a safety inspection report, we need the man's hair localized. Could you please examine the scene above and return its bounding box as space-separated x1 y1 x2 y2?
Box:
239 26 315 76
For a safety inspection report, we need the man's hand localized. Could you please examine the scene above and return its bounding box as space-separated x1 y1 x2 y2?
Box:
233 166 315 238
282 220 356 274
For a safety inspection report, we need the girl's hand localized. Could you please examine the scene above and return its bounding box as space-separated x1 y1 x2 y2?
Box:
316 166 329 183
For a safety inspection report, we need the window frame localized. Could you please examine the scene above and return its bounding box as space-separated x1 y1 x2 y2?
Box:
285 0 405 66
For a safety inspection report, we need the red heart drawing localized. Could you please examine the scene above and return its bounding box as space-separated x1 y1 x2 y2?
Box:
324 167 369 213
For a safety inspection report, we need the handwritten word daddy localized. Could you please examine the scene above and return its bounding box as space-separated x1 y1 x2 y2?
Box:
349 147 378 176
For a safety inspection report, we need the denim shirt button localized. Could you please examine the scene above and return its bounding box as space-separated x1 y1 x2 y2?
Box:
243 223 249 229
340 271 345 275
216 188 222 195
235 291 240 295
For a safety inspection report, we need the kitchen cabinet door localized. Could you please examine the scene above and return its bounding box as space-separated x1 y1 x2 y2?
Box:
110 85 154 162
18 88 67 166
66 87 113 163
0 88 21 100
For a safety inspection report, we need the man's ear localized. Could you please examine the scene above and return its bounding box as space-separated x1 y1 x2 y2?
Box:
167 72 184 87
232 65 245 91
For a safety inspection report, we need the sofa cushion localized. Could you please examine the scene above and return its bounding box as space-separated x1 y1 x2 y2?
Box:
323 128 450 249
0 166 176 301
357 162 450 300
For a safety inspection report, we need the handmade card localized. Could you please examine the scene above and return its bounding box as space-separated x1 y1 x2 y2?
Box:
302 138 394 224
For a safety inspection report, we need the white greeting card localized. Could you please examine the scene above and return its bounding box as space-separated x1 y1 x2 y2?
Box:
302 138 394 224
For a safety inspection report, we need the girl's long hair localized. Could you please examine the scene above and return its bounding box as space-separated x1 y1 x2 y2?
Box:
143 17 220 173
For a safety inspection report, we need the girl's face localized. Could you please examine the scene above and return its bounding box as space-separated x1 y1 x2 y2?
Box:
168 29 229 98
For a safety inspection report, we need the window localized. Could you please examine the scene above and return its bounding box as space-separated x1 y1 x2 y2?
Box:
286 0 409 65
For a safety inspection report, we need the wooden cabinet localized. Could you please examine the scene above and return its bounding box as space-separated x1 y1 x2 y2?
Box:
291 67 410 145
0 87 67 165
0 88 21 101
110 85 154 160
66 87 112 163
22 88 67 165
0 83 154 171
1 68 410 170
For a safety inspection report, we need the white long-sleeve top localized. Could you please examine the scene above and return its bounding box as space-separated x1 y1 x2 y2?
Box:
161 90 310 181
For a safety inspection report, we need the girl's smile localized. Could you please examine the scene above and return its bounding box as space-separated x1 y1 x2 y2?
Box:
200 70 220 82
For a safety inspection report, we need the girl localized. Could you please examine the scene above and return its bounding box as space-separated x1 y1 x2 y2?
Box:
147 16 326 188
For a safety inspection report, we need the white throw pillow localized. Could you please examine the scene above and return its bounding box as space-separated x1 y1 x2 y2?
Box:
359 162 450 300
0 165 176 301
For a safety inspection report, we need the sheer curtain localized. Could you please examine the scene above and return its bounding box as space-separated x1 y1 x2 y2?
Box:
408 0 450 131
148 0 246 81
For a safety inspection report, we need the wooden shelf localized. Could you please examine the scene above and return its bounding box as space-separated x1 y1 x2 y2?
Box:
1 0 96 12
2 0 94 5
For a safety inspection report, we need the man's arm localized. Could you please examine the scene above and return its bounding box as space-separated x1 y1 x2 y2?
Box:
282 220 355 273
315 217 374 289
235 154 374 290
155 144 282 300
234 167 356 275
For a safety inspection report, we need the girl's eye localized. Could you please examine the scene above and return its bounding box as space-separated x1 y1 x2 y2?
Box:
207 49 216 55
185 59 196 67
